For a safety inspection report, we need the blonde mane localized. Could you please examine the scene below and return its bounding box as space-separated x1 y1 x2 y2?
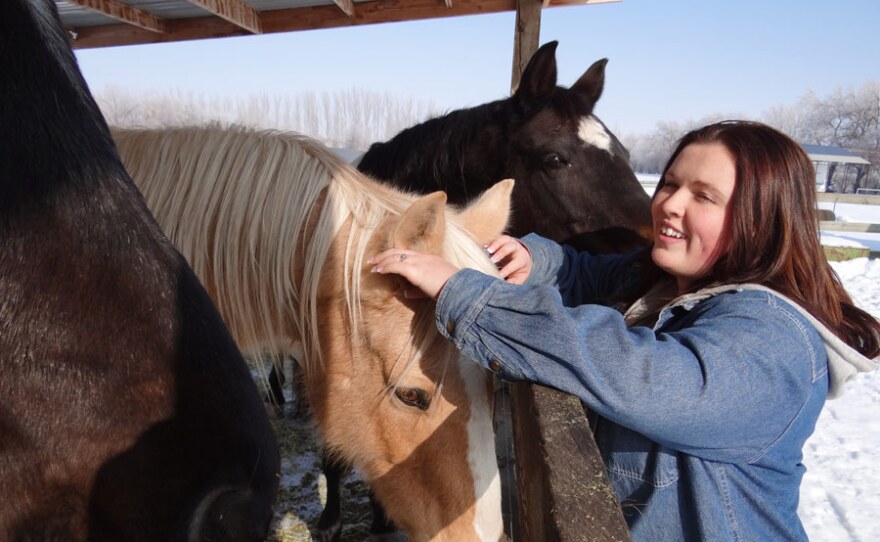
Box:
113 125 499 378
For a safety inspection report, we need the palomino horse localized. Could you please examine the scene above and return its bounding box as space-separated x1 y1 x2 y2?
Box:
314 40 656 538
0 1 279 540
358 40 653 253
113 125 514 541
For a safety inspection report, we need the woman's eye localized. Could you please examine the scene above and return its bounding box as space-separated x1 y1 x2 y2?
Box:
696 193 715 203
543 153 569 170
395 387 430 410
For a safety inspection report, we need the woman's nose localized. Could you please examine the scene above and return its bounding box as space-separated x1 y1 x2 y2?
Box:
658 189 686 217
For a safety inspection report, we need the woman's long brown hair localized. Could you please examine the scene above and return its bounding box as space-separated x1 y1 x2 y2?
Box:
648 120 880 358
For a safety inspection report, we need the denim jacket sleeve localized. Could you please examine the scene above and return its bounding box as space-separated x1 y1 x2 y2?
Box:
519 233 644 306
435 270 824 463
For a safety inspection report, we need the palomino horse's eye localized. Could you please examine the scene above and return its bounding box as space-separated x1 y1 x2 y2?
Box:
394 387 430 410
543 153 569 170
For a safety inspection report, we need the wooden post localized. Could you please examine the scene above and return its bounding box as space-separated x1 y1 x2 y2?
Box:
497 11 543 536
510 383 632 541
511 0 542 93
504 4 632 539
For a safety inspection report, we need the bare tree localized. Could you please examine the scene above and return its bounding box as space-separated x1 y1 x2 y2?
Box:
627 80 879 187
794 82 880 191
92 87 439 152
625 114 745 173
763 103 804 139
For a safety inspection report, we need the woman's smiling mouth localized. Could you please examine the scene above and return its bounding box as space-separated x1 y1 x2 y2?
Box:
659 225 686 240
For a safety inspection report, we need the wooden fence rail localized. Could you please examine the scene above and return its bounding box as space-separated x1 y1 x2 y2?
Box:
499 382 631 541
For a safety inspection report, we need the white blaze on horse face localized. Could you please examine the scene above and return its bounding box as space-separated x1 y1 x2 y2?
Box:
578 115 613 154
461 357 504 541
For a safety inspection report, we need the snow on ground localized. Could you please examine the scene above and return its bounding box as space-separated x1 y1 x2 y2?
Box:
818 201 880 224
801 258 880 542
819 201 880 258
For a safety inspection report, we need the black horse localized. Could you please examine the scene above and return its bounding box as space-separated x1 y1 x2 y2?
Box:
359 40 652 252
292 41 653 541
0 1 279 540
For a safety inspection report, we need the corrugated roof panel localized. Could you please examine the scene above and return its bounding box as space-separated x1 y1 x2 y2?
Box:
803 144 855 157
57 1 206 28
53 0 610 49
808 153 871 165
119 0 211 19
248 0 342 9
56 1 117 27
802 144 871 165
57 0 351 29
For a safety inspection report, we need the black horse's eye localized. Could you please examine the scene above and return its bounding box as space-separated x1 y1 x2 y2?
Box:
543 153 569 170
394 387 430 410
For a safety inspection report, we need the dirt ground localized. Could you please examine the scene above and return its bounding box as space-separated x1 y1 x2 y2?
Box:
253 361 374 542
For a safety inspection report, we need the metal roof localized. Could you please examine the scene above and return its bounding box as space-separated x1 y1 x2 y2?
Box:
56 0 619 49
802 144 871 165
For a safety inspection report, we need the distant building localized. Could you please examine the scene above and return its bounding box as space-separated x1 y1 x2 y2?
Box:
802 144 871 192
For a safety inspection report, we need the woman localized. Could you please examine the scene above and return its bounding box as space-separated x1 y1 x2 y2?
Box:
368 121 879 541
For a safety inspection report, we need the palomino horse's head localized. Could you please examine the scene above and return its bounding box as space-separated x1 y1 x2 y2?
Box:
309 180 514 542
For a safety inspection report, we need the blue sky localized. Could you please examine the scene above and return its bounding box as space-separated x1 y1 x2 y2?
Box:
75 0 879 135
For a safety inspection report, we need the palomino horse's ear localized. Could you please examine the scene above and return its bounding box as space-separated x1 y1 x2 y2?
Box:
457 179 514 245
393 191 447 254
513 41 558 102
571 58 608 107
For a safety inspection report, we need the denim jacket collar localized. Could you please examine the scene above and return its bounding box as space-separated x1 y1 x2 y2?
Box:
629 281 878 399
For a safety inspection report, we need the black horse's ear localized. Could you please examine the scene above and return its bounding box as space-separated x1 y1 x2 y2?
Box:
571 58 608 107
514 41 559 103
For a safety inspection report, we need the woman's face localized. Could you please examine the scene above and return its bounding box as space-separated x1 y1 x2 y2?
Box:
651 142 737 292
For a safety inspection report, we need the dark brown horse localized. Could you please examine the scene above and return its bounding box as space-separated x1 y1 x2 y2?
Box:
0 1 279 540
359 40 652 252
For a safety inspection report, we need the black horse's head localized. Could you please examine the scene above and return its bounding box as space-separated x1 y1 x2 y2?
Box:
358 41 653 254
501 42 653 250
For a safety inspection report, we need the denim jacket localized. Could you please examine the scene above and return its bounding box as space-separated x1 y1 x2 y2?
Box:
435 234 877 541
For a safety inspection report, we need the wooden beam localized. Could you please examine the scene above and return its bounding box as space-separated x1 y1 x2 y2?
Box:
66 0 167 34
185 0 263 34
553 0 619 4
69 0 623 49
259 0 527 32
510 0 541 93
332 0 356 17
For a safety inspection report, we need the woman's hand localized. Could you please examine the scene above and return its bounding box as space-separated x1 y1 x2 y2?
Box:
486 235 532 285
368 249 459 300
